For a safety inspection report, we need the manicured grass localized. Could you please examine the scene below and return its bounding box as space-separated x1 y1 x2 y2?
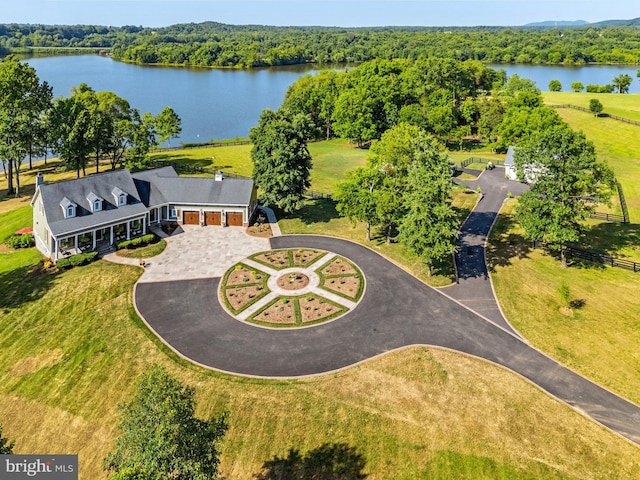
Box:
307 139 367 193
116 239 167 259
544 91 640 122
148 144 254 178
0 206 32 242
1 258 638 478
488 200 640 405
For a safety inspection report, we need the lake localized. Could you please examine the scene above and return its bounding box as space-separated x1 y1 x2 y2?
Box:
25 55 327 145
24 55 640 145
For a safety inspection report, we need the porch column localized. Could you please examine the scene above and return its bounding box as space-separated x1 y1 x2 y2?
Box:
54 238 59 261
126 221 131 240
74 234 79 252
142 217 147 235
110 225 114 245
92 229 97 249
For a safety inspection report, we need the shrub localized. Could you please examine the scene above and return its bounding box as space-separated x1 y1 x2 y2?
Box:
117 234 157 250
586 84 615 93
6 233 34 249
56 251 98 270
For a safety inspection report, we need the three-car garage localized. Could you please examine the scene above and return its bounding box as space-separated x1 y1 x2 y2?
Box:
182 210 244 226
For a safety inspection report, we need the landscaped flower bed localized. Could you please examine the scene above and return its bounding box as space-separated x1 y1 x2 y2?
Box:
249 248 326 270
220 249 364 328
220 263 270 314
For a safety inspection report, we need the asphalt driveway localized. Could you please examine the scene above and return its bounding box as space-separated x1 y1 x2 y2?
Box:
135 234 640 445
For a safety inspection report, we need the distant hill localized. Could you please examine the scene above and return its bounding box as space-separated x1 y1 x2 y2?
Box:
524 20 588 27
590 17 640 27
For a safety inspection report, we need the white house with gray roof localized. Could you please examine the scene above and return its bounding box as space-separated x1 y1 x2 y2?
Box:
31 166 258 260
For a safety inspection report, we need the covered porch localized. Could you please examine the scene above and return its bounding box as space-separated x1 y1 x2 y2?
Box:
53 215 147 260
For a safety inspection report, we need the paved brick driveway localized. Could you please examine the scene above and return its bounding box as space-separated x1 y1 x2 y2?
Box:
138 225 270 283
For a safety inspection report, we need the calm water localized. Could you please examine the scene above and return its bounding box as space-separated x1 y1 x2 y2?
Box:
492 64 640 94
24 55 640 144
25 55 325 145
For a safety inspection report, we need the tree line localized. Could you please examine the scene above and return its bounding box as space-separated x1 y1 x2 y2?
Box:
251 56 614 274
0 55 181 197
3 22 640 68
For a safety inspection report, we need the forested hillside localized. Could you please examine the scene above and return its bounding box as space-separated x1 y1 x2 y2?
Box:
1 22 640 67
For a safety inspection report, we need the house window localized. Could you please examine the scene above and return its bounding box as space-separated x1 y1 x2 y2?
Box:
170 208 177 219
66 205 75 218
93 199 102 212
118 193 126 206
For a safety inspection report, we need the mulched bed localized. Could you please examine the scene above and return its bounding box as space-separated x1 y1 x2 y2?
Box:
319 256 358 276
252 250 291 269
226 264 266 287
276 272 310 291
321 275 362 300
298 295 346 324
251 298 297 325
292 249 326 267
225 285 268 314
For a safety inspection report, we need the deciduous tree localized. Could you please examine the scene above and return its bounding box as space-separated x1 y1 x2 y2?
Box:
612 74 632 94
398 138 458 277
548 79 562 92
103 365 228 480
589 98 603 116
250 108 313 213
0 55 52 196
571 81 584 92
514 126 614 268
155 106 182 147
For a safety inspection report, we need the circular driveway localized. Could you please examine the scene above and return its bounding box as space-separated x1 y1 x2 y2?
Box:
134 233 640 444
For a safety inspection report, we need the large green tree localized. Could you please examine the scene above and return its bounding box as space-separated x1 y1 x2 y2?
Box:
334 166 380 241
612 74 632 94
398 139 458 277
155 106 182 147
250 108 313 213
0 55 52 196
104 365 228 480
50 93 93 178
514 126 615 268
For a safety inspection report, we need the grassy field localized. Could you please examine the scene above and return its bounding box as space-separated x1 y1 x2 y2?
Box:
544 91 640 123
1 233 639 478
148 138 367 194
2 138 640 478
488 201 640 405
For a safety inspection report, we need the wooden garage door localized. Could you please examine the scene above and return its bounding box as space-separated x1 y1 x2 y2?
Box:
183 211 199 225
205 211 221 226
227 212 243 226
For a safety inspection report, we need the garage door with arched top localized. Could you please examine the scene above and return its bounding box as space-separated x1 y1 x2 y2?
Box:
183 211 199 225
205 211 221 226
227 212 243 226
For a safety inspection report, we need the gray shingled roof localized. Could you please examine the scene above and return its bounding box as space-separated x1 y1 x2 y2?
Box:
504 145 516 167
131 167 254 207
39 169 147 237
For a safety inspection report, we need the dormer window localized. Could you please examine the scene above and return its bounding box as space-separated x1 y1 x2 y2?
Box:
112 187 127 207
87 192 103 213
60 197 77 219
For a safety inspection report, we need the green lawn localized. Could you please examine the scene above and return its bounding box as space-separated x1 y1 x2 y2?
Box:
1 238 638 479
544 91 640 123
2 137 640 478
488 201 640 405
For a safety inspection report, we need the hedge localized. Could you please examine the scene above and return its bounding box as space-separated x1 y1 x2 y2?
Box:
56 251 98 270
117 234 157 250
6 233 35 249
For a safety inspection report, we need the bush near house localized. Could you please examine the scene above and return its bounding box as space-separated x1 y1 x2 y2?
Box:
5 233 34 249
55 251 98 270
117 234 158 250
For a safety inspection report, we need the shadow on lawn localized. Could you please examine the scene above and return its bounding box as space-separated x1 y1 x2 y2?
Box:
581 222 640 258
277 199 341 226
254 443 367 480
0 262 56 314
485 213 532 272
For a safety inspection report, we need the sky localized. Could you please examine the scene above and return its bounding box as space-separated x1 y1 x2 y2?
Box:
2 0 639 28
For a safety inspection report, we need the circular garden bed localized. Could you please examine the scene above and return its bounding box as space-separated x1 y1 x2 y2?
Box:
219 248 365 328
